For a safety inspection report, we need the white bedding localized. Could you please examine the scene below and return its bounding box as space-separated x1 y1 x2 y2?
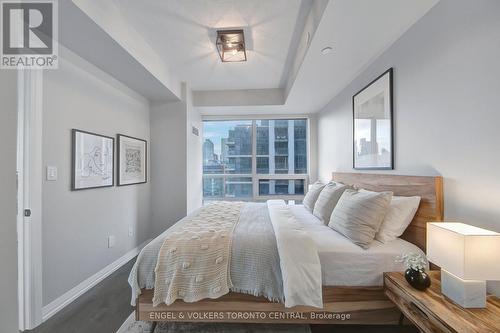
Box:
290 204 426 286
130 202 425 307
267 200 322 308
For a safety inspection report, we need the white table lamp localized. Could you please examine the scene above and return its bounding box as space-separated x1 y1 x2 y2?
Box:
427 222 500 308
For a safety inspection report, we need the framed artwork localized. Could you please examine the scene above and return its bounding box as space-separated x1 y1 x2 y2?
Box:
353 68 394 170
117 134 147 186
72 129 114 190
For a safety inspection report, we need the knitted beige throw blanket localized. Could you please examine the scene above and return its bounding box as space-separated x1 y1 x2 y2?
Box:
152 201 244 306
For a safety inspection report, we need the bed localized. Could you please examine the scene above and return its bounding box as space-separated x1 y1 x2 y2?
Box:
132 172 443 325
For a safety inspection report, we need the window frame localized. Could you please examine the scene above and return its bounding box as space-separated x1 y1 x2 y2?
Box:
202 115 311 201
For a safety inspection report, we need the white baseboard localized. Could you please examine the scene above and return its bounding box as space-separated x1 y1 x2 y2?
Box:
42 239 151 322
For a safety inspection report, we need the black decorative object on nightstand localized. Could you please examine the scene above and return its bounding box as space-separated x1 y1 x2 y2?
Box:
404 268 431 290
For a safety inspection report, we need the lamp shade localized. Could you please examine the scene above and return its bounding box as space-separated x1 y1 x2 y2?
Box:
427 222 500 280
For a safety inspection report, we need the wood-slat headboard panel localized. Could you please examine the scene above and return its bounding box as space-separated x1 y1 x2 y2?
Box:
332 172 444 252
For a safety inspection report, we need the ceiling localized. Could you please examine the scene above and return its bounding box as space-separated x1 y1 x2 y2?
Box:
284 0 440 114
77 0 440 114
59 0 180 102
115 0 305 91
196 0 439 115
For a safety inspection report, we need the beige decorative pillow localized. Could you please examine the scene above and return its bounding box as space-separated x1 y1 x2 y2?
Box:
302 181 326 212
313 182 348 224
359 189 421 243
328 189 393 249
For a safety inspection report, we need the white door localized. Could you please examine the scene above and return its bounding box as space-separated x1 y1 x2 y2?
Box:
17 69 43 330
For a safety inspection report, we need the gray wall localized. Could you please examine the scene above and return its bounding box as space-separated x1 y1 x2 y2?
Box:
317 0 500 293
42 47 152 305
150 83 204 236
150 98 188 236
186 87 203 213
0 69 20 333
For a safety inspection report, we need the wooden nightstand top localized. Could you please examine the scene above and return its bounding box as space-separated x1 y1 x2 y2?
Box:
384 271 500 333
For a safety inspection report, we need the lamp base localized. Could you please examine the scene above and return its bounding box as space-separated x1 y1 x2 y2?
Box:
441 269 486 308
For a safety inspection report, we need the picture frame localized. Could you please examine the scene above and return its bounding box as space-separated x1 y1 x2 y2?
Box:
71 129 115 190
353 68 394 170
117 134 147 186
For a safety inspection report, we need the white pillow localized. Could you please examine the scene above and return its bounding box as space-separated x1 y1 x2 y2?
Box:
302 181 325 212
313 182 348 224
360 189 421 243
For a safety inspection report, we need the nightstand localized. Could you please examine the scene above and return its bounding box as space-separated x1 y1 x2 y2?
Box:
384 271 500 333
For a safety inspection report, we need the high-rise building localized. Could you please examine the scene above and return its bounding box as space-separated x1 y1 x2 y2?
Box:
203 139 215 163
220 138 229 163
256 119 307 195
225 124 252 174
255 120 307 175
203 119 307 200
294 119 307 174
359 137 378 156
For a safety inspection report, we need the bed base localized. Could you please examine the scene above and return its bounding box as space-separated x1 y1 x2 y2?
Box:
136 286 402 325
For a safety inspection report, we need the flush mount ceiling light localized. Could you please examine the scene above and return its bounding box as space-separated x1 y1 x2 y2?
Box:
216 29 247 62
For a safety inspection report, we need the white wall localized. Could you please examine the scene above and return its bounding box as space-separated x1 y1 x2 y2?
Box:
193 89 284 107
150 97 188 236
42 47 152 305
308 113 318 183
186 88 203 213
317 0 500 293
0 69 19 333
150 84 203 232
72 0 181 99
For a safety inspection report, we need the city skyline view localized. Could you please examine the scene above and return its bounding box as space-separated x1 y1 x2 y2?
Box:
203 119 308 200
204 120 252 160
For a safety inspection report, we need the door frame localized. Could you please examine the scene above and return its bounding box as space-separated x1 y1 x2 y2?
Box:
17 69 44 330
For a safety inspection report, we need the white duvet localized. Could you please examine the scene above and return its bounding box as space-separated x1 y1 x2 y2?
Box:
290 204 427 286
267 200 323 308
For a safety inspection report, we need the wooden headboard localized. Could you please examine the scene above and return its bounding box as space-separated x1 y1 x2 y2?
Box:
332 172 443 252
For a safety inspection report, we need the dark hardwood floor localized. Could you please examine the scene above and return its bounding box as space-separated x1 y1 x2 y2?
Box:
310 324 418 333
28 260 135 333
28 258 418 333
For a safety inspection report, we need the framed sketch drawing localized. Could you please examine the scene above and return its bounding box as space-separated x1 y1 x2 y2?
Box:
117 134 147 186
353 68 394 169
72 129 114 190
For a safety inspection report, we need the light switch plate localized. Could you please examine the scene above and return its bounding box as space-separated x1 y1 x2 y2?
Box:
46 166 58 181
128 226 133 237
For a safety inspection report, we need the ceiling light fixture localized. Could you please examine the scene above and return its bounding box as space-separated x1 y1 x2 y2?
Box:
321 46 333 55
216 29 247 62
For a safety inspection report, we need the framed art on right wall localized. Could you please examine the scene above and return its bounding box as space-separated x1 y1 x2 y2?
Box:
353 68 394 170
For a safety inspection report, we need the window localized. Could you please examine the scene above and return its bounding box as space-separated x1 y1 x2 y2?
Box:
203 119 308 201
258 179 305 196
